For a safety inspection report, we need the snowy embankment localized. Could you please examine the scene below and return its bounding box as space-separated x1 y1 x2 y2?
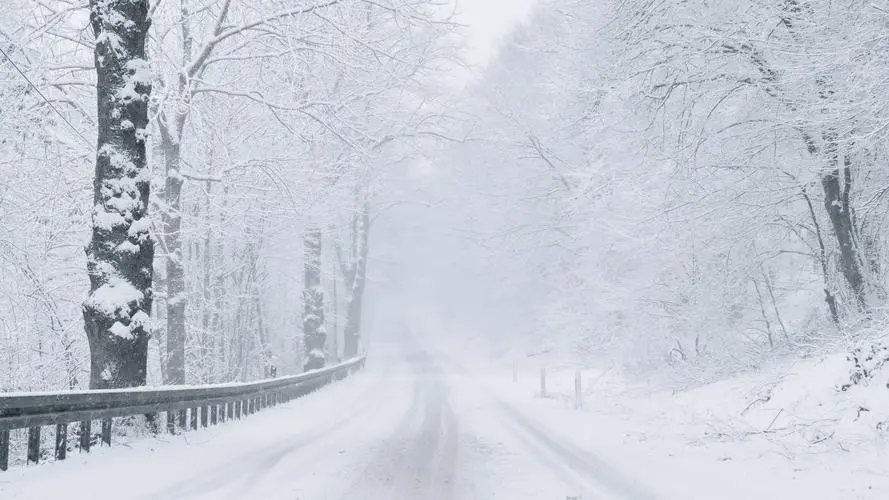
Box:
437 334 889 500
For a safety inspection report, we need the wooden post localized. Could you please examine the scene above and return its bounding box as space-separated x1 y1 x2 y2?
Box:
101 418 112 446
540 367 547 397
200 406 208 428
574 370 583 409
55 423 68 460
27 426 40 464
0 430 9 471
190 407 198 430
210 404 218 426
80 420 91 452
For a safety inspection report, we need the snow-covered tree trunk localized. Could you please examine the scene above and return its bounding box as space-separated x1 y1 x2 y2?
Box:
822 151 866 311
329 257 340 362
83 0 154 389
160 132 187 384
303 226 326 370
155 0 193 385
343 206 369 359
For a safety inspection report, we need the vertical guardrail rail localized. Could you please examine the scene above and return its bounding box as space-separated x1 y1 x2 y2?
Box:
0 356 365 471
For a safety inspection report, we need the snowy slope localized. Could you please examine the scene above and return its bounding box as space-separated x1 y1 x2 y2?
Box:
476 353 889 500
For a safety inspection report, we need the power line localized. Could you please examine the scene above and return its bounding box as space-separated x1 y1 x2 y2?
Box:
0 44 94 149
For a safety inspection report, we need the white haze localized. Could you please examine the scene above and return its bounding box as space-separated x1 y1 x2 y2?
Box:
4 1 889 498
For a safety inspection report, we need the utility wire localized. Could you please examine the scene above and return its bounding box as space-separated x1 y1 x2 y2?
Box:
0 45 94 149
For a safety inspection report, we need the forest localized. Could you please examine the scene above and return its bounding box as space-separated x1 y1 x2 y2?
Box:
4 1 889 497
432 0 889 388
2 0 888 400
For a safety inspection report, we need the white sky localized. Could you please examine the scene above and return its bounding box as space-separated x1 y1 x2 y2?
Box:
451 0 538 67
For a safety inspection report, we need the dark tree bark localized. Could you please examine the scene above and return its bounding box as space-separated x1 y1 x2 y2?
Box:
84 0 154 389
801 186 840 323
303 227 326 370
780 2 868 312
821 150 866 310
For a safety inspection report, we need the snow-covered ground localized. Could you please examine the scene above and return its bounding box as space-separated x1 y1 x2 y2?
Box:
462 352 889 500
3 332 889 499
3 335 631 500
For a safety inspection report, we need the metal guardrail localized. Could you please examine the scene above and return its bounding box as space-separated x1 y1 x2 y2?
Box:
0 356 366 471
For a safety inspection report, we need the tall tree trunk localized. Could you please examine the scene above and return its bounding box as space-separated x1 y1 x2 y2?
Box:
201 180 215 380
801 186 840 323
155 0 194 385
303 226 326 370
343 206 369 358
330 257 339 362
83 0 154 389
161 134 187 384
821 138 866 310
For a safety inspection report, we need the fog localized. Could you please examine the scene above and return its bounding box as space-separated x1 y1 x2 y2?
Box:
2 1 889 498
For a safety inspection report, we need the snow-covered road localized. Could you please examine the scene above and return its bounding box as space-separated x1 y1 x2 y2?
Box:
0 335 658 500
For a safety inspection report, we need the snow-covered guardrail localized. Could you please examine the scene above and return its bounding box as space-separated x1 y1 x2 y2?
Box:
0 356 366 471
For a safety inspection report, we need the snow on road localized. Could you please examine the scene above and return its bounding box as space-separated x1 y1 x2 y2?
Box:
8 332 888 500
1 337 660 500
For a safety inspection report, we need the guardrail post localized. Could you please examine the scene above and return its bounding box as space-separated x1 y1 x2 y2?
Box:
540 368 547 397
0 430 9 471
101 418 111 446
27 426 40 464
210 405 218 425
55 423 67 460
79 420 91 452
146 412 160 435
225 401 232 421
190 408 198 430
235 400 242 419
200 406 208 428
574 370 583 409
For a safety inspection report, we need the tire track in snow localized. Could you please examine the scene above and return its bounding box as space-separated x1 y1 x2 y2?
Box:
496 399 664 500
339 349 461 500
426 342 665 500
